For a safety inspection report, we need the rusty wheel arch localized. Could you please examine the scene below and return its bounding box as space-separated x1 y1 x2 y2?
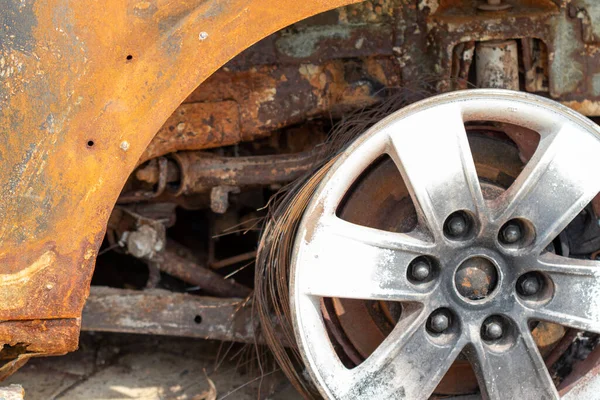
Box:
0 0 360 363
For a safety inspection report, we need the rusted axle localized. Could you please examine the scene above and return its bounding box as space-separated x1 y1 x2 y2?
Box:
135 150 319 195
155 248 252 298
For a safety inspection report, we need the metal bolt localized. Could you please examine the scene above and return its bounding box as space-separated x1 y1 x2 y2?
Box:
446 213 468 238
501 222 522 244
483 320 504 340
478 0 512 11
519 274 541 296
125 225 164 260
428 311 450 333
410 260 431 281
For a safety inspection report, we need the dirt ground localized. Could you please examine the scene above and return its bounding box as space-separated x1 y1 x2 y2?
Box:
4 333 301 400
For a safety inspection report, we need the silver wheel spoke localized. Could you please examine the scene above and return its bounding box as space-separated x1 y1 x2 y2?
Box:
495 124 600 252
468 323 558 400
344 309 463 399
291 92 600 400
387 103 485 237
528 253 600 333
298 217 435 301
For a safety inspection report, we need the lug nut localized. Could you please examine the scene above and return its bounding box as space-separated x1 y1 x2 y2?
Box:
410 259 431 281
483 320 504 340
446 213 468 238
428 310 450 334
518 274 541 296
501 222 522 244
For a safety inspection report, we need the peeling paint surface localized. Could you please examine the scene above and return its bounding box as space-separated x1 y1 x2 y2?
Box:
0 0 360 361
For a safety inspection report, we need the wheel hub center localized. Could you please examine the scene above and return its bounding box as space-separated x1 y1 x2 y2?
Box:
454 256 498 301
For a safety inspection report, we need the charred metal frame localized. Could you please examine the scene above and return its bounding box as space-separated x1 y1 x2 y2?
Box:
2 0 600 394
80 287 258 343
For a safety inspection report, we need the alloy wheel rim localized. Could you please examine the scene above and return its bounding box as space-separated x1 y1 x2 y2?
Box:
291 89 600 399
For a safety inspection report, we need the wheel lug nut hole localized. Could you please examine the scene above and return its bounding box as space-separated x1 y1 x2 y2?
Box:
444 211 472 240
481 316 516 351
427 308 453 335
481 316 508 342
408 256 437 283
498 218 533 248
483 319 504 340
502 223 521 244
515 272 553 306
517 272 542 296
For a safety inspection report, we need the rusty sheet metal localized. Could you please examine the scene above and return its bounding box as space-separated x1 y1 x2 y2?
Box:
139 58 398 163
0 319 79 355
141 101 241 162
129 0 600 120
81 287 257 343
531 322 567 357
0 318 79 379
0 0 358 359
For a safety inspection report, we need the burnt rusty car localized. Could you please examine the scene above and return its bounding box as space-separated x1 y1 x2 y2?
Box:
1 0 600 398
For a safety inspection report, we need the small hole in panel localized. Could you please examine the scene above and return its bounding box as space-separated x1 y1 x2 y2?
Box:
194 315 202 324
87 140 95 148
126 55 133 61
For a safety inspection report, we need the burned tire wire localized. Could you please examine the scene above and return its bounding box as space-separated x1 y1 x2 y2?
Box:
254 86 435 398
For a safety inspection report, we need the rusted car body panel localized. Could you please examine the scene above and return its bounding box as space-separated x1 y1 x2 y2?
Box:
0 0 359 362
2 0 600 392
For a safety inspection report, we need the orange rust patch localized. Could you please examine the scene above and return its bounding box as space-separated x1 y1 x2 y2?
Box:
0 0 359 362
